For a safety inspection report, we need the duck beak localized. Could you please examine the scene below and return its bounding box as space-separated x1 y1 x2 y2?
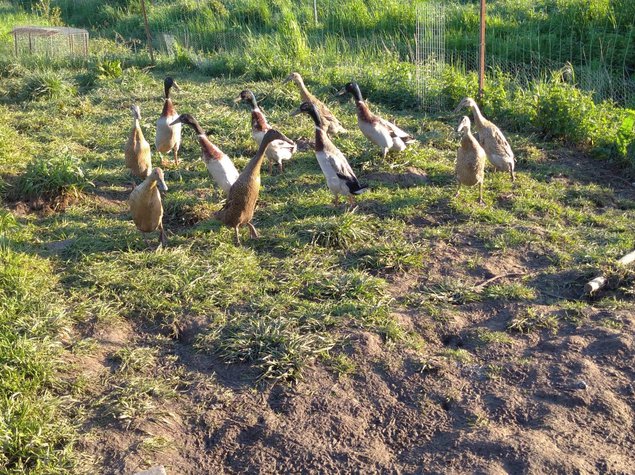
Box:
233 95 243 103
157 178 168 192
453 103 465 114
289 107 302 117
335 87 347 96
169 117 181 126
172 81 181 92
282 74 293 84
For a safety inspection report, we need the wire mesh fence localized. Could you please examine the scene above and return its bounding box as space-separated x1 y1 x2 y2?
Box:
139 0 634 110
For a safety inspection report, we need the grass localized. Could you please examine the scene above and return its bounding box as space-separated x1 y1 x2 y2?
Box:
0 1 634 472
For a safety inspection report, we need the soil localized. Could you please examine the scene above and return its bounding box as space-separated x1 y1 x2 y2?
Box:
71 149 635 474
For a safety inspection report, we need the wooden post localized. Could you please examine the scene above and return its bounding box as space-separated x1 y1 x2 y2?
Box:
478 0 486 99
13 32 17 56
140 0 155 63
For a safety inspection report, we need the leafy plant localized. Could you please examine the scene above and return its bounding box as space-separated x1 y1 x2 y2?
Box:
96 59 123 80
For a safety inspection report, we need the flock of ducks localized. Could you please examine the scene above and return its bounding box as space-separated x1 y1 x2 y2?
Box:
125 75 516 247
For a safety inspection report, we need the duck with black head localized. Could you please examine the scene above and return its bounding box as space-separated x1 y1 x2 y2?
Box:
170 113 239 195
291 101 368 208
234 89 297 174
155 77 182 166
337 82 415 160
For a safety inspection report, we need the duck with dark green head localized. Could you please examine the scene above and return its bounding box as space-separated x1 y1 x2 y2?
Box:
155 77 182 166
234 89 297 174
337 81 415 160
291 101 368 208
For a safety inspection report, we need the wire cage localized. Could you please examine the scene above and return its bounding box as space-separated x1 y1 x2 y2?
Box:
12 26 89 57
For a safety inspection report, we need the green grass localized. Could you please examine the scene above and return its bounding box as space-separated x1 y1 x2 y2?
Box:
0 1 634 471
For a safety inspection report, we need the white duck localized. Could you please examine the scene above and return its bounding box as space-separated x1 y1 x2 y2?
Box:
337 82 415 159
454 97 515 182
234 89 297 174
169 114 239 195
291 101 368 207
155 77 182 166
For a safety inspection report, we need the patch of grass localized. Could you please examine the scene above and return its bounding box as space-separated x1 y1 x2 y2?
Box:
111 346 158 373
323 353 357 378
298 211 376 250
507 308 559 334
199 315 335 381
441 348 474 364
12 150 91 201
483 282 537 301
21 69 77 101
420 279 482 305
473 329 514 346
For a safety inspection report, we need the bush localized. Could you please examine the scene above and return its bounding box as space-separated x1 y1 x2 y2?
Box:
13 151 91 201
21 69 76 101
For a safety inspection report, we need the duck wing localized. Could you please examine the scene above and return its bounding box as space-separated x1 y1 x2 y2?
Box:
478 125 514 161
325 146 367 194
378 117 415 143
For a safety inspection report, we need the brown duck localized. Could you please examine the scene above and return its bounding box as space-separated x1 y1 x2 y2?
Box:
124 104 152 180
214 129 294 244
129 167 168 248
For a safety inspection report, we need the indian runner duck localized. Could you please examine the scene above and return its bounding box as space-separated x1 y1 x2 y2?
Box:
283 72 346 136
124 104 152 180
337 82 415 159
454 97 515 182
234 89 297 174
170 114 239 195
129 167 168 248
455 116 486 204
291 101 368 207
214 129 294 244
155 77 182 166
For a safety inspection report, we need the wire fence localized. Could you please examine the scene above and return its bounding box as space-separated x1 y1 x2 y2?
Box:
134 0 635 110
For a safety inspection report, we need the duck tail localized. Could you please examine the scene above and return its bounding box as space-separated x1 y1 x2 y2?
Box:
352 184 369 195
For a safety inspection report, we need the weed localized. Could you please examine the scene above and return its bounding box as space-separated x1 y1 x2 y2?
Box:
298 211 376 250
323 353 357 378
21 69 76 101
508 308 559 335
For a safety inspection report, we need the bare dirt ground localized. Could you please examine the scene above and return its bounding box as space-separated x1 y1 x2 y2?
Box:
70 149 635 474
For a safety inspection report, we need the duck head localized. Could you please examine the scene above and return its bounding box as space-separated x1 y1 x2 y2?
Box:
290 101 322 127
164 77 180 98
456 116 471 136
150 167 168 192
233 89 258 109
130 104 141 120
453 97 478 114
262 129 294 147
170 113 204 134
283 72 303 85
336 82 363 102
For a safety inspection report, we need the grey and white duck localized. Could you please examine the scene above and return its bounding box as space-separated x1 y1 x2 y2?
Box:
291 101 368 207
337 82 415 159
170 114 239 195
155 77 182 166
234 89 297 174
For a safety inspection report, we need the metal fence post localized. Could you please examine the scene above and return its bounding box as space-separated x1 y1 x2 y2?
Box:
478 0 486 99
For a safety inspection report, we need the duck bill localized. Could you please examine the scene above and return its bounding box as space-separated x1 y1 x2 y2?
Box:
157 179 168 192
169 117 181 126
233 95 243 103
282 74 293 84
172 81 181 92
289 107 302 117
335 87 347 96
278 132 295 145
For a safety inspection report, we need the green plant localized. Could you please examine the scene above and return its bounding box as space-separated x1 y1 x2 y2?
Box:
96 59 123 80
13 151 91 200
21 69 76 101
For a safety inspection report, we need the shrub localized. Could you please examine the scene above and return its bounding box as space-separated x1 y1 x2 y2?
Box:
21 69 76 101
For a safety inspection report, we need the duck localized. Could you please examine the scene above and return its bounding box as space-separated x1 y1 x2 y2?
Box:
234 89 297 174
169 114 239 195
155 77 182 166
455 116 486 204
454 97 515 182
128 167 168 248
124 104 152 180
214 129 294 244
283 72 346 136
337 82 415 159
291 101 368 207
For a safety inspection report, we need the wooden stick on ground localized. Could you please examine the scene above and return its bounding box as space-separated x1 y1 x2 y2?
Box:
585 249 635 295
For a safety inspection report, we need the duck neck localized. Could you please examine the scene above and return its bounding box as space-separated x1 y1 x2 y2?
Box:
243 138 273 177
470 103 486 129
161 99 176 117
355 100 374 123
164 82 172 99
295 77 311 101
